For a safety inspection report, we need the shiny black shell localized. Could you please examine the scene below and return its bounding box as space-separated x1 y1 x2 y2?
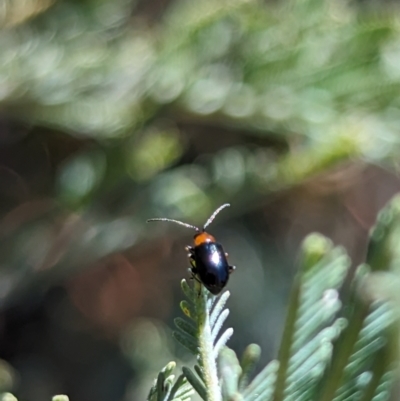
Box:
193 242 230 295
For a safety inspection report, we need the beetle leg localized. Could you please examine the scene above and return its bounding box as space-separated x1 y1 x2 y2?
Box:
187 268 202 297
186 245 196 262
188 257 199 276
188 256 196 269
192 274 203 298
229 265 236 274
188 268 201 284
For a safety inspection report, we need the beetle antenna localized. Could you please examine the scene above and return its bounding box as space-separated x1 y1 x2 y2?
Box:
147 218 200 232
203 203 230 230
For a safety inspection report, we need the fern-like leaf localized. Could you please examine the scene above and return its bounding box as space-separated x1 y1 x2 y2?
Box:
241 359 279 401
149 195 400 401
238 344 262 392
269 235 351 401
318 196 400 401
147 362 194 401
172 279 234 401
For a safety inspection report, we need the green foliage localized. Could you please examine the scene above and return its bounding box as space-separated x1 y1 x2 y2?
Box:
2 0 400 399
0 394 69 401
52 396 70 401
174 279 233 401
3 0 400 318
3 0 400 211
0 394 17 401
4 0 400 155
147 362 194 401
148 195 400 401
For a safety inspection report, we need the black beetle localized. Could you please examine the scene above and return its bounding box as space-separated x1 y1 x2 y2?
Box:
147 203 235 294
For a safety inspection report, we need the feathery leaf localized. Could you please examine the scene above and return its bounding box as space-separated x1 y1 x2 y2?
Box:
182 367 207 401
238 344 262 392
172 331 198 355
147 362 194 401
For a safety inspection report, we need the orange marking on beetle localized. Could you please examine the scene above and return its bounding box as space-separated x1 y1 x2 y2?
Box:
194 232 216 246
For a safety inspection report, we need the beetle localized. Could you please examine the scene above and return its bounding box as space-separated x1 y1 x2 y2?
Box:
147 203 235 295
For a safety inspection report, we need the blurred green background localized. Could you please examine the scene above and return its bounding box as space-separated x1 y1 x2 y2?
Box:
1 0 400 399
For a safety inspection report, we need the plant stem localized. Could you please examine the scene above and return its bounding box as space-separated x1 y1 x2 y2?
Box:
195 281 221 401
